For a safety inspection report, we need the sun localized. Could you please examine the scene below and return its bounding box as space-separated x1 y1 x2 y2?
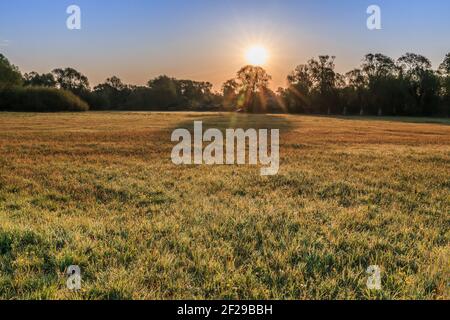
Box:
245 45 269 66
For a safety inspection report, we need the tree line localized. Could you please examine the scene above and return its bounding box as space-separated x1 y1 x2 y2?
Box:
279 53 450 117
1 52 449 116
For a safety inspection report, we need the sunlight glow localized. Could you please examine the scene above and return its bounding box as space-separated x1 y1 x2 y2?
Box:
245 46 269 66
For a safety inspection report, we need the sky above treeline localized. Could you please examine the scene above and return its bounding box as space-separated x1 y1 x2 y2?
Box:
1 0 449 90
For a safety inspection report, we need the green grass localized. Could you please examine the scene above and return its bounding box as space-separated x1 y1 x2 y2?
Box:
0 112 449 299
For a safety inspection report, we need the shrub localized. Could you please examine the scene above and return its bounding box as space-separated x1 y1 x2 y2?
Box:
0 86 89 112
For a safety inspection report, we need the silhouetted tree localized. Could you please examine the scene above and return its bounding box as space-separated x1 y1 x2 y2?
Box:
398 53 439 116
106 76 126 91
344 68 367 115
235 65 272 112
236 65 271 93
0 53 22 88
177 80 214 108
23 72 57 87
361 53 398 116
308 55 338 114
146 75 178 109
221 79 239 110
439 53 450 116
286 64 312 113
52 68 90 95
92 76 130 109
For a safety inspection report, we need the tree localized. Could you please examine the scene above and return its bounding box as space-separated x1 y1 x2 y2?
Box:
438 53 450 116
307 55 338 114
236 65 271 94
361 53 398 115
146 75 178 109
439 53 450 75
362 53 397 79
222 79 239 97
398 53 439 116
344 68 367 115
93 76 130 109
177 80 213 108
105 76 126 91
235 65 272 112
286 64 312 113
23 72 57 87
398 53 432 75
52 67 90 95
0 53 22 88
221 79 239 110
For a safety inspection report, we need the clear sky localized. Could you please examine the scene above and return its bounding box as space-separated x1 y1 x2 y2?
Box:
1 0 449 90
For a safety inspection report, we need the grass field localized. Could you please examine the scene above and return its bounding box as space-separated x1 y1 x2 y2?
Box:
0 112 449 300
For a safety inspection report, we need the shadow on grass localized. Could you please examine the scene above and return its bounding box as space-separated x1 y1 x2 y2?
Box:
168 112 295 134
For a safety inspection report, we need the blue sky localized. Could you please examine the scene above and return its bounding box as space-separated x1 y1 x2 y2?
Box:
0 0 449 89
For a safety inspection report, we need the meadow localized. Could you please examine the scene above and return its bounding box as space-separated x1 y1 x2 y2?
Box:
0 112 449 299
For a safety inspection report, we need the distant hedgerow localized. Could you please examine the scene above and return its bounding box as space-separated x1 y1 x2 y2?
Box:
0 86 89 112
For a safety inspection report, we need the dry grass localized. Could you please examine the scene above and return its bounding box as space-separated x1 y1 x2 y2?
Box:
0 112 449 299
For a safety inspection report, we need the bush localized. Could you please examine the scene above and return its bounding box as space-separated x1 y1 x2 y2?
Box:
0 86 89 112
